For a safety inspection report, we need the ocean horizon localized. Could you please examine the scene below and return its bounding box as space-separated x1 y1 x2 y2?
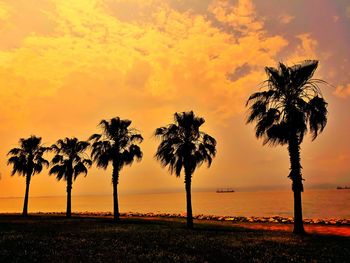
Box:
1 189 349 220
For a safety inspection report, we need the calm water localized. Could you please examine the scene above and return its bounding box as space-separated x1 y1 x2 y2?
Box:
0 189 349 219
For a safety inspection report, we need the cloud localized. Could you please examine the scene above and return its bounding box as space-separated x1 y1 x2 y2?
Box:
0 0 56 49
334 84 350 98
208 0 263 33
0 2 11 33
0 0 291 126
278 14 294 24
285 33 318 64
0 0 334 197
226 63 252 82
0 2 10 21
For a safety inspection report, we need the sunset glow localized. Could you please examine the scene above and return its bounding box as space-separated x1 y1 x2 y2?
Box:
1 0 350 198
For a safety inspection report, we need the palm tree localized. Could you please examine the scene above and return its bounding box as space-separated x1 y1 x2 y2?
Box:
155 111 217 228
49 137 92 218
7 136 50 216
89 117 143 221
246 60 328 234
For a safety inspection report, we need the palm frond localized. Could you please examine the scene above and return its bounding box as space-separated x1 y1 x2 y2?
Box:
89 133 102 142
49 164 67 181
290 60 318 88
73 162 88 179
7 148 22 156
308 96 328 140
130 134 143 143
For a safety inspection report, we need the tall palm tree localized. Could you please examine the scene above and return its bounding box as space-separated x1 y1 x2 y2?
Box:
246 60 328 234
49 137 92 218
89 117 143 221
155 111 217 228
7 136 50 216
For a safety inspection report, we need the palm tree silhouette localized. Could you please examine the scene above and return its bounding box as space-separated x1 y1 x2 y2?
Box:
89 117 143 221
155 111 217 228
49 137 92 218
7 136 50 216
246 60 328 234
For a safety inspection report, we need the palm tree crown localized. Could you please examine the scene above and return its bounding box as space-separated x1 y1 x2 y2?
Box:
89 117 143 173
155 111 216 177
8 136 49 177
246 60 328 146
49 137 92 181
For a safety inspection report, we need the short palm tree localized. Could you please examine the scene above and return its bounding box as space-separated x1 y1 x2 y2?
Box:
49 137 92 218
155 111 217 228
246 60 328 234
7 136 50 216
89 117 143 221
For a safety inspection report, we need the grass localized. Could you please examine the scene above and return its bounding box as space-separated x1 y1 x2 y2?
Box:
0 214 349 262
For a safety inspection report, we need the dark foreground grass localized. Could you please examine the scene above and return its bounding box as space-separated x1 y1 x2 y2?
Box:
0 215 349 263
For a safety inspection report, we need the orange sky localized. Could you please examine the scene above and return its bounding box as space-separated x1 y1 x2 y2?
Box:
0 0 349 197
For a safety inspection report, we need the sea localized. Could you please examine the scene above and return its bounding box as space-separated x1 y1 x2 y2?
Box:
0 189 349 219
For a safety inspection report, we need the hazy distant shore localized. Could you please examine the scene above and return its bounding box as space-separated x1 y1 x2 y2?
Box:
2 211 349 226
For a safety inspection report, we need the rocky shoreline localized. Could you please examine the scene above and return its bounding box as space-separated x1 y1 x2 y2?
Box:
30 211 350 226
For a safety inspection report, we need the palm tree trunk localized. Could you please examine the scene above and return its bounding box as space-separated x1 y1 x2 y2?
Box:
184 172 193 229
288 136 305 235
22 173 31 217
66 176 72 218
293 189 304 233
112 164 120 222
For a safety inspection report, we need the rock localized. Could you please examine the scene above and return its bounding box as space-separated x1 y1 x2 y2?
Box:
341 219 349 225
180 213 187 218
304 219 312 224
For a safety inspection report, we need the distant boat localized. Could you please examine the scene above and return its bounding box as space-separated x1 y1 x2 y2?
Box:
336 186 350 190
216 188 235 193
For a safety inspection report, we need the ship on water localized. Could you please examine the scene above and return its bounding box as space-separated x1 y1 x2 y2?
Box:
216 188 235 193
336 186 350 190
